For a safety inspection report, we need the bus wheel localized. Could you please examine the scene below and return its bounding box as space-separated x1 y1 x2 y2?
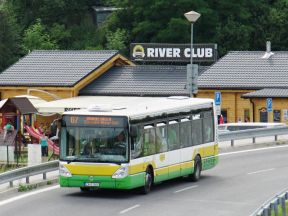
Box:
189 156 202 182
141 168 153 194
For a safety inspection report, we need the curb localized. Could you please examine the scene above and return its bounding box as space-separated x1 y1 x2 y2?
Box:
0 177 59 196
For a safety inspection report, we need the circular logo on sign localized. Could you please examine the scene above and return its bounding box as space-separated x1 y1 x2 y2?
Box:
132 45 145 59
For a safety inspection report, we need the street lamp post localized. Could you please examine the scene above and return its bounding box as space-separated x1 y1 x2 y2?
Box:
184 11 201 97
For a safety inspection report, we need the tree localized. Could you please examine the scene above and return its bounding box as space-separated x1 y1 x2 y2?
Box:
22 19 58 52
106 28 128 52
0 6 21 72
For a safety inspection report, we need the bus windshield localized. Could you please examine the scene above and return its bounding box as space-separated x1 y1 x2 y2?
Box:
60 116 129 163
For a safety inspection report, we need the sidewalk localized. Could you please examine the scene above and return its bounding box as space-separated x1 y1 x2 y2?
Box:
0 170 59 196
218 134 288 152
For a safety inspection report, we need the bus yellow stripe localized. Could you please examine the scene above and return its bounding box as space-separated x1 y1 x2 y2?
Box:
155 167 169 176
65 164 120 176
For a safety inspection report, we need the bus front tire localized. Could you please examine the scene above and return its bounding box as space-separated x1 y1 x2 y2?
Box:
141 168 153 194
189 156 202 182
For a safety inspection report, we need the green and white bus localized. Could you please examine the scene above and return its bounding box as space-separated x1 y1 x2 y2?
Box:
59 96 218 193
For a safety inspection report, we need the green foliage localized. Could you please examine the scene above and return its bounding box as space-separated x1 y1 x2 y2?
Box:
22 19 58 52
2 0 288 70
106 28 128 52
0 6 21 72
18 183 37 192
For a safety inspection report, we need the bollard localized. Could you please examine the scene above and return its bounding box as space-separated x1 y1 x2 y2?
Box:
9 181 13 188
43 172 47 180
231 139 234 147
275 135 278 141
26 176 29 184
253 137 256 144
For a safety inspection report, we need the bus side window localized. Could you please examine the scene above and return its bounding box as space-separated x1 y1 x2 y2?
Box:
143 125 156 156
131 126 144 159
203 111 214 143
168 120 179 151
192 114 203 145
180 118 192 147
155 123 167 153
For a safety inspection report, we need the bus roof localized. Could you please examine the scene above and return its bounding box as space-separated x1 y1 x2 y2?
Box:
63 96 214 121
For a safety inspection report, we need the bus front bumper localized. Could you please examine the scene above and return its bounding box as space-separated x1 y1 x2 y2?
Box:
60 172 145 190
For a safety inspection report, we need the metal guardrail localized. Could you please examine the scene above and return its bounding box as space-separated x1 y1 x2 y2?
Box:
0 160 59 187
218 126 288 146
251 188 288 216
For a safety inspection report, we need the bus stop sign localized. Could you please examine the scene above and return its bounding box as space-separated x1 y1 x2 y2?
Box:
267 98 273 112
215 92 221 106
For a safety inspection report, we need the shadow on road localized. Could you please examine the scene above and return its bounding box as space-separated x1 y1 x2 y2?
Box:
63 174 218 199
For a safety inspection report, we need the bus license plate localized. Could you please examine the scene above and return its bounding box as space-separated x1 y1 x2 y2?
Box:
84 182 99 187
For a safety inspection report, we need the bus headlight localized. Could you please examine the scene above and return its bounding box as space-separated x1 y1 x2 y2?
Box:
112 165 129 179
59 164 72 177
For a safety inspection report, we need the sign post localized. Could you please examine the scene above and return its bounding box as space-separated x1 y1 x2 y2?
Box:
214 92 221 116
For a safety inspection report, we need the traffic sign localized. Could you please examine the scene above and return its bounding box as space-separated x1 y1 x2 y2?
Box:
266 98 273 112
215 92 221 106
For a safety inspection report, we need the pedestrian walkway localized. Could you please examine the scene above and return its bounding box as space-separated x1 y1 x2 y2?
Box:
0 169 59 195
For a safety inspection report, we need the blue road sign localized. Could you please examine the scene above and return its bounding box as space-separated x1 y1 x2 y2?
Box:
267 98 273 112
215 92 221 106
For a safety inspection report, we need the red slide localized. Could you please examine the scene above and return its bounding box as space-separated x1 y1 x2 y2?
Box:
24 125 59 155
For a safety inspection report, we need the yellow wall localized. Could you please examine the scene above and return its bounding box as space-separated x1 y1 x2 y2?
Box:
198 90 254 123
0 88 73 101
198 90 288 123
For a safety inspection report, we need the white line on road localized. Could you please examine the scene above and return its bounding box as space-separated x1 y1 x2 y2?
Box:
247 168 275 175
119 204 140 214
219 144 288 156
174 185 199 193
0 185 60 207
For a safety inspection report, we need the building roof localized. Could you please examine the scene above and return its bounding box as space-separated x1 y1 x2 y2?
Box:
79 65 209 96
0 50 119 87
0 97 38 114
198 51 288 90
242 88 288 98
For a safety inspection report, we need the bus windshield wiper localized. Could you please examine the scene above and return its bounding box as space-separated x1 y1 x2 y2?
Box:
66 156 79 164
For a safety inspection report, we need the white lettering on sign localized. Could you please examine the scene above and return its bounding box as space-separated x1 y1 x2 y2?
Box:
147 48 154 57
184 48 190 58
184 48 213 58
147 48 182 58
205 48 213 57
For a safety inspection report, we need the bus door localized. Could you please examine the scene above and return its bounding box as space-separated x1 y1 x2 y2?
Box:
179 118 193 176
167 121 181 178
154 123 169 182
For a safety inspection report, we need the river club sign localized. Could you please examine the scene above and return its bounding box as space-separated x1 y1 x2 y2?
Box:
130 43 217 62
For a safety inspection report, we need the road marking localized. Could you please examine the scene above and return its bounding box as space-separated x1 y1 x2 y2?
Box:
247 168 275 175
119 204 140 214
219 144 288 156
174 185 198 193
0 185 60 207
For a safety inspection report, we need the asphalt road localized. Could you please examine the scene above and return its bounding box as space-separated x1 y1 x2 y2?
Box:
1 145 288 216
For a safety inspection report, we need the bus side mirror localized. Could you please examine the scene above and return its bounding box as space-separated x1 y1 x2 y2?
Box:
130 125 137 138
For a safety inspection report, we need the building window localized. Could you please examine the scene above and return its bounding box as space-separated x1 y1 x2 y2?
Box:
259 107 268 122
273 110 281 122
221 109 228 123
244 109 250 122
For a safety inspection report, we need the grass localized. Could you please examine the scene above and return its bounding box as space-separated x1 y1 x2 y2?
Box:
271 201 288 216
18 183 37 192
